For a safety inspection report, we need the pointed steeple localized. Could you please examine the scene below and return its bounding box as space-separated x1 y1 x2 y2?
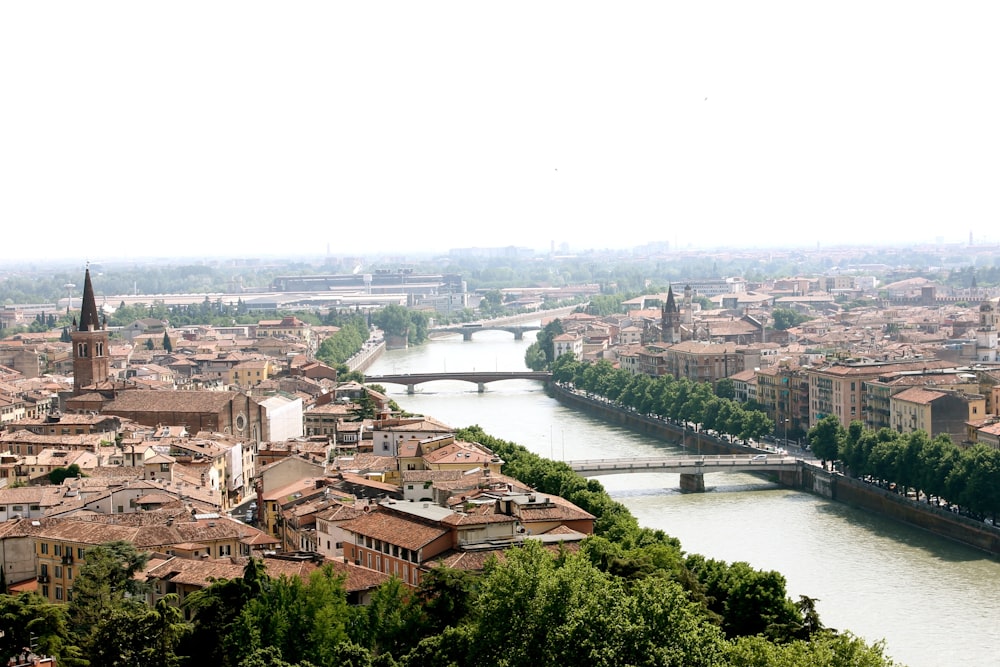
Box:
664 286 677 314
661 286 681 343
78 266 102 332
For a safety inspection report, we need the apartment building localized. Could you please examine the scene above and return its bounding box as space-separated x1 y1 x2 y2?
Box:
889 387 985 445
805 359 955 429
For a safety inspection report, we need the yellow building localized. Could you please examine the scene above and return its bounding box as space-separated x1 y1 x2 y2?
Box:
889 387 984 446
31 513 277 603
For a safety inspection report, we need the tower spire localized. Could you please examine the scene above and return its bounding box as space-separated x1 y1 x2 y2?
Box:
78 266 102 332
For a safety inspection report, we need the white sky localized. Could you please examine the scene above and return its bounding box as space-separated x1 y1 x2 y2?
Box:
3 2 999 261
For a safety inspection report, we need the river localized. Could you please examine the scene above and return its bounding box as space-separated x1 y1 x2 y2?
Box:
366 329 1000 667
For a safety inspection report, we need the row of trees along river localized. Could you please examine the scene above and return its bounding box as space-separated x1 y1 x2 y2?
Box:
367 328 1000 667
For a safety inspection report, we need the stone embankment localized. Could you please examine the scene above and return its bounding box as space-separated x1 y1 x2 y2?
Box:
548 382 1000 557
346 338 385 373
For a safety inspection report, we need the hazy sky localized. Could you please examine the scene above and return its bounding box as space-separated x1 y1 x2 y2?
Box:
3 2 999 262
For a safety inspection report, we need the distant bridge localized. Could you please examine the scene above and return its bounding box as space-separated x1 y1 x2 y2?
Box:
429 323 542 340
364 371 552 393
567 454 804 492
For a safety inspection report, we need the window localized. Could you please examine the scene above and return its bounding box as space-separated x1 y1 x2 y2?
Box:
54 545 62 556
77 548 84 559
55 587 62 600
55 566 62 578
40 543 48 555
41 585 49 597
67 567 72 580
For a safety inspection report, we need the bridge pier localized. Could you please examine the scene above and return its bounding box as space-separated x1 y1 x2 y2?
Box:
513 330 523 340
679 473 705 493
477 383 486 393
407 385 416 395
463 331 474 341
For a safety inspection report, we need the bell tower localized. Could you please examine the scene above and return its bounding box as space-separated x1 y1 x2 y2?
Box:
71 266 111 395
661 286 681 344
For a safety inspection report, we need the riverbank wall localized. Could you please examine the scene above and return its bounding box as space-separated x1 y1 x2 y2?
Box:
548 383 1000 557
346 340 385 373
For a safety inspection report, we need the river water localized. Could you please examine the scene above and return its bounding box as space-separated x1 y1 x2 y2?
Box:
367 329 1000 667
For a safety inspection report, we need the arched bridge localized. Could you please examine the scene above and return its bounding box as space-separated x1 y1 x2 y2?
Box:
429 323 542 340
567 455 804 492
365 371 552 393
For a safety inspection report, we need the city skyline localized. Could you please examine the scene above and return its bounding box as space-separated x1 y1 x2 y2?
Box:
3 2 999 261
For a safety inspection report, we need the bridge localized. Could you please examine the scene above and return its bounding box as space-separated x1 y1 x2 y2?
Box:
567 454 804 492
429 323 542 341
364 371 553 393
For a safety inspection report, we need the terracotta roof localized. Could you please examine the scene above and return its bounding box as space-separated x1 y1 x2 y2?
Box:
339 511 448 551
103 390 241 413
891 387 947 405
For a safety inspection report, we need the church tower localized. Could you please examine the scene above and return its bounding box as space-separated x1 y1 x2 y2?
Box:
71 266 111 395
661 286 681 344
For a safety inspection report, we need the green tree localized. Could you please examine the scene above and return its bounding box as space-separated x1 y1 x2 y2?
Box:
162 331 173 353
351 578 421 659
0 592 79 666
807 415 845 470
87 596 188 667
470 541 725 667
48 463 82 485
69 541 150 639
182 558 269 667
714 378 735 400
374 305 412 340
771 308 808 331
411 566 476 636
479 289 504 316
228 564 352 667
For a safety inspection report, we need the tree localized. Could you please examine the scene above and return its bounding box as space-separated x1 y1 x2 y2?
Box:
145 338 155 350
162 331 173 353
69 541 150 639
714 378 735 400
411 566 476 636
227 564 352 667
352 578 421 658
182 558 269 667
349 392 380 421
470 542 726 667
373 305 412 340
87 596 188 667
807 415 845 469
48 463 81 485
0 592 78 666
771 308 808 331
479 289 504 316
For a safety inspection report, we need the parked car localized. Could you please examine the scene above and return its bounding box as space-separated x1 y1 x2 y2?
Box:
750 454 768 461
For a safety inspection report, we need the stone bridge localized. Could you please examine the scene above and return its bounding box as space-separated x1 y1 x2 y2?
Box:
365 371 553 393
567 454 804 492
429 323 542 340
